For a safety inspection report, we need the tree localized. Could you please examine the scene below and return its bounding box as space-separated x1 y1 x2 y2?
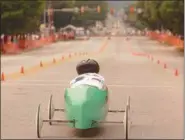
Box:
159 1 184 35
1 1 45 34
51 0 108 29
127 0 184 36
49 1 76 29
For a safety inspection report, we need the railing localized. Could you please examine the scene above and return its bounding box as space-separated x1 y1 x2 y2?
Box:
0 32 75 55
146 31 184 50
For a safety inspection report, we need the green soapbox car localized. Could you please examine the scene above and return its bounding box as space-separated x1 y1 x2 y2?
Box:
36 85 131 139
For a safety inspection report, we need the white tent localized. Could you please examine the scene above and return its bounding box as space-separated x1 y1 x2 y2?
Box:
62 24 77 30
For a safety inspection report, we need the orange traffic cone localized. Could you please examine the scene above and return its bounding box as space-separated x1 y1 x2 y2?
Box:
40 61 43 67
163 63 167 69
69 54 71 58
20 66 24 74
1 72 5 81
53 58 56 63
174 69 179 76
62 56 64 60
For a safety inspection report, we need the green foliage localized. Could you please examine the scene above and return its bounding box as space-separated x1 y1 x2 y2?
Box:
50 1 76 29
126 0 184 36
75 1 108 27
159 1 184 35
1 1 45 34
50 1 75 9
1 0 108 34
51 0 108 29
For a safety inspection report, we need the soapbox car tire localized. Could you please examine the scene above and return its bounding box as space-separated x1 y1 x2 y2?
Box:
127 96 130 110
36 104 43 138
123 104 129 140
48 94 55 125
124 96 130 140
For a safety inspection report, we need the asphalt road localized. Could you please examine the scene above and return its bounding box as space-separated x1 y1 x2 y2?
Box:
1 39 103 74
1 36 183 139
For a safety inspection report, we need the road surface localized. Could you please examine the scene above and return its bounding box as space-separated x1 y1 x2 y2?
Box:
1 39 103 74
1 36 183 139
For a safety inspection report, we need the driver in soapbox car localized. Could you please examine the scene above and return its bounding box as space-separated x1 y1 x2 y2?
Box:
65 59 109 129
36 59 130 139
70 59 107 91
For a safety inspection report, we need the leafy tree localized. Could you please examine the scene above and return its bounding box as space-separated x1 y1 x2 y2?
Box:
50 1 76 29
1 0 109 34
1 1 45 34
51 0 108 29
126 0 184 36
159 1 184 35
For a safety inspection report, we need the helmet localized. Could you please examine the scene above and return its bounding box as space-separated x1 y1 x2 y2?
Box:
76 59 100 75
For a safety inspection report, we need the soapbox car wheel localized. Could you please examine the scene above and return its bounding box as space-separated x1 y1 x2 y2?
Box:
127 96 130 110
124 96 130 140
35 102 69 138
48 94 65 125
36 104 43 138
105 96 130 140
123 96 130 140
48 94 55 125
124 104 129 139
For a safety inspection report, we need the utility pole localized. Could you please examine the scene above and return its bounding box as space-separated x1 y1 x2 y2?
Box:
42 1 50 36
47 1 54 35
43 2 46 26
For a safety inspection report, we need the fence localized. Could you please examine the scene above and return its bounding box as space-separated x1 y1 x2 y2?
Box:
1 34 57 54
147 31 184 50
0 32 75 55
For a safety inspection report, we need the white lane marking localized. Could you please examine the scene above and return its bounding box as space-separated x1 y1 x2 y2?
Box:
1 82 181 88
